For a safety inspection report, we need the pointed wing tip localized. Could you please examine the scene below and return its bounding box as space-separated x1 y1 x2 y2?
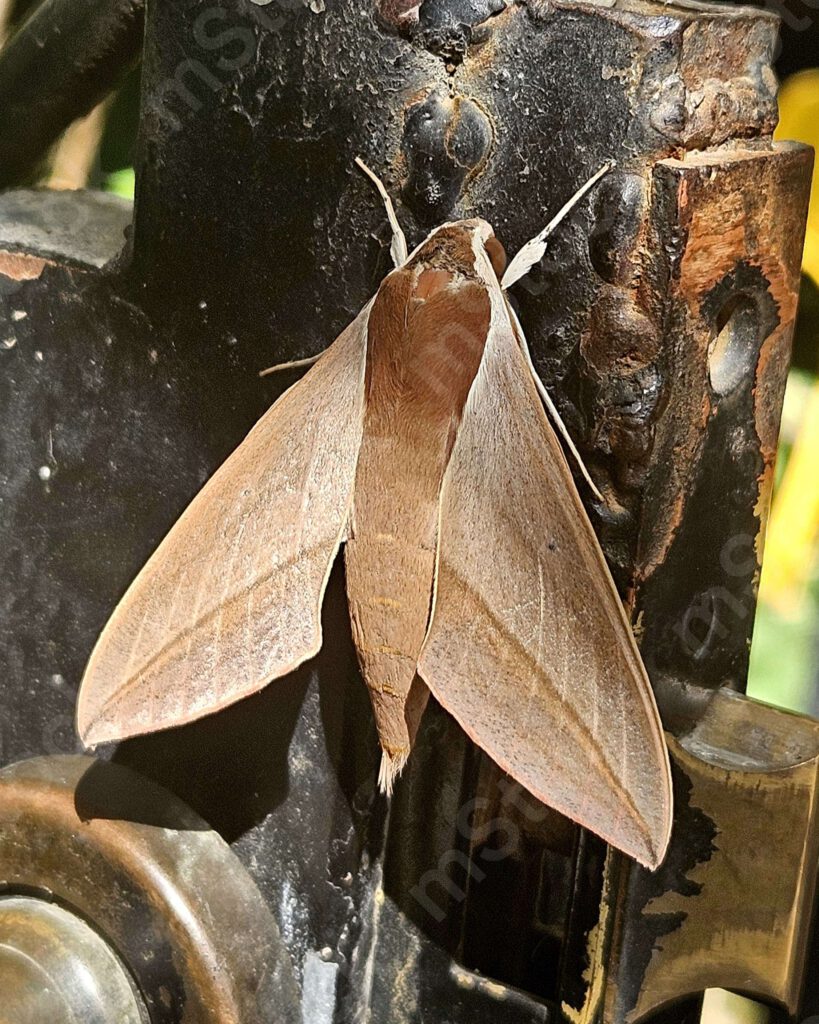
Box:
76 719 109 751
76 671 143 749
630 827 670 872
77 701 174 749
76 640 329 753
76 703 124 749
625 790 674 872
642 750 675 871
590 788 671 869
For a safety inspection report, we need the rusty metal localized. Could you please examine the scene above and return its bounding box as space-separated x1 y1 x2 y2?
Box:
561 142 816 1024
0 755 298 1023
633 145 813 724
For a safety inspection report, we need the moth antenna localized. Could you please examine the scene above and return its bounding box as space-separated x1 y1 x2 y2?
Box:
378 748 409 796
258 353 321 377
501 162 614 290
508 303 605 503
355 156 409 268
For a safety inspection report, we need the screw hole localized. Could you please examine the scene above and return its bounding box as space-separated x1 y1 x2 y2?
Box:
707 294 759 396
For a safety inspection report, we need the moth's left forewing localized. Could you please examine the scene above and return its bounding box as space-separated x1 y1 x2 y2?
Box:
77 303 371 747
418 280 672 869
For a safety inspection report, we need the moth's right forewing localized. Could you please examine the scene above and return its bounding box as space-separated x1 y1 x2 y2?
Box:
77 302 372 746
418 296 672 869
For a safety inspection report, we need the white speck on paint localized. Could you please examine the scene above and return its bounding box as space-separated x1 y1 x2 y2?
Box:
11 311 26 322
34 351 43 362
38 465 52 481
2 337 16 350
279 880 296 948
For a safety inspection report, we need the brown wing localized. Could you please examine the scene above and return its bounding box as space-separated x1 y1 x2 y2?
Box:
417 302 672 869
77 303 370 746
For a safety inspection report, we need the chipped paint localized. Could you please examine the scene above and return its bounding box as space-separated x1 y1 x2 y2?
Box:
0 250 48 280
562 855 613 1024
450 966 508 998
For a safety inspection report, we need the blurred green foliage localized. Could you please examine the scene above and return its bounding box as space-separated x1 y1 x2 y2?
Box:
103 167 135 199
748 364 819 716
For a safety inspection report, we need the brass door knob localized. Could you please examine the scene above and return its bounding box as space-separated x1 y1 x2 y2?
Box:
0 896 147 1023
0 755 298 1024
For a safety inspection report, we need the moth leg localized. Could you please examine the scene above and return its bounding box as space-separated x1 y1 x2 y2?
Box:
258 353 322 378
355 157 409 268
508 303 605 503
501 162 613 290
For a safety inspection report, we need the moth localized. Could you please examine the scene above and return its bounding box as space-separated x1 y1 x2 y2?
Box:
77 160 673 869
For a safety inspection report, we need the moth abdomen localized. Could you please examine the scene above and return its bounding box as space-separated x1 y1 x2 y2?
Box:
344 223 497 776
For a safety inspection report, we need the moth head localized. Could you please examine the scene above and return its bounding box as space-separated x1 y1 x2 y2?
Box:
408 219 506 290
455 218 507 283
